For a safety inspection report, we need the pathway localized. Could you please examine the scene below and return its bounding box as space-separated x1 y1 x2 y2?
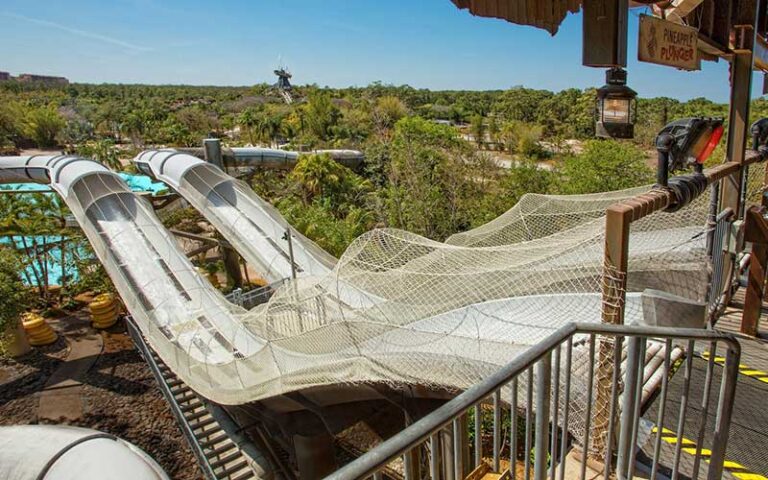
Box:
37 311 103 422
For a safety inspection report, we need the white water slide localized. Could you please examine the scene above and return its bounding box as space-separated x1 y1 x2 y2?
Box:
0 154 710 405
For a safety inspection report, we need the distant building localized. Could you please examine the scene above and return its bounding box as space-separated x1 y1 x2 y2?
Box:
16 73 69 86
0 72 10 81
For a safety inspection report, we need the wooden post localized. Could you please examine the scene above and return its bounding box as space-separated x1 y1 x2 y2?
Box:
720 49 754 218
719 3 760 309
592 205 633 462
743 206 768 335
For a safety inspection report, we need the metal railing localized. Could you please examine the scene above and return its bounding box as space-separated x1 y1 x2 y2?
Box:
325 323 740 480
126 317 220 480
708 208 736 321
226 278 288 309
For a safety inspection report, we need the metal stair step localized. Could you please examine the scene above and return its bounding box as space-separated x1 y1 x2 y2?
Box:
204 440 236 458
191 416 217 431
180 400 203 413
209 451 244 470
185 409 210 423
217 459 249 477
199 432 229 450
167 378 184 389
229 469 255 480
175 391 197 404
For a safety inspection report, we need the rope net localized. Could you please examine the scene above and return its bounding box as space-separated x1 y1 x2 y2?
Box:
66 172 713 415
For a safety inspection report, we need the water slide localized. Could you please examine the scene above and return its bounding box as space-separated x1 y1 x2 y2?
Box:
0 154 709 406
175 146 365 171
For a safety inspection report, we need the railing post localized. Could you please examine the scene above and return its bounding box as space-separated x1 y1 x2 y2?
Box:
594 205 633 465
429 434 440 480
534 355 552 480
707 343 741 480
616 336 641 480
442 425 455 480
493 390 502 472
452 417 466 480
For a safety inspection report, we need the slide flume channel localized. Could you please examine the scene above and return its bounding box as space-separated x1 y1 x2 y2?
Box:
1 154 711 406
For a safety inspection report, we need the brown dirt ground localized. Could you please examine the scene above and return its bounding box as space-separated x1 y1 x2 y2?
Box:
0 317 202 480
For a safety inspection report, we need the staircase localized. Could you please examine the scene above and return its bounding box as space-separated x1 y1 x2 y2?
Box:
126 318 262 480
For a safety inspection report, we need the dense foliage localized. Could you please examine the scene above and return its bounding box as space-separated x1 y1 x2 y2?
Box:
0 189 115 306
1 79 760 265
0 247 29 336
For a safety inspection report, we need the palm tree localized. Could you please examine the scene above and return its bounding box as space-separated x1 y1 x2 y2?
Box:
237 109 259 145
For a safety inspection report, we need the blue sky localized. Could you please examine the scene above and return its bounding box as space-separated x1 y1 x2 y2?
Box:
0 0 762 102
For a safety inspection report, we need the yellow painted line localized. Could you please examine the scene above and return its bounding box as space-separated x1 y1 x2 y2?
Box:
651 426 767 480
701 351 768 384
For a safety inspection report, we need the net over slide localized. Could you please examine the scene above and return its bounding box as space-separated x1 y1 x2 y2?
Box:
0 153 711 405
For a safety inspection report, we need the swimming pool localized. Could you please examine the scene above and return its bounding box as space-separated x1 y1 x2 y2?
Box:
1 174 169 286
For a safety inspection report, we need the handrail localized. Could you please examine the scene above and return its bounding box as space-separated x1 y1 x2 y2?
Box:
325 323 741 480
126 317 219 480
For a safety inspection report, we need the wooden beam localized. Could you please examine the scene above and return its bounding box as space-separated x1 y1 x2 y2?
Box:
742 205 768 335
168 228 234 250
711 0 733 48
583 0 629 67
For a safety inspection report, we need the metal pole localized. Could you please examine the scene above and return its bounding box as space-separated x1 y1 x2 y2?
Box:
493 390 502 471
656 149 670 188
285 228 297 280
203 137 224 171
534 355 552 480
707 344 741 480
616 336 641 479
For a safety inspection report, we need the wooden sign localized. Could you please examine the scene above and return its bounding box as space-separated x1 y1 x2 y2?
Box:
638 14 700 71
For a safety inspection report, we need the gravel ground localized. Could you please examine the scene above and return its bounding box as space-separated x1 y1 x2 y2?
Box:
0 319 202 480
0 335 68 424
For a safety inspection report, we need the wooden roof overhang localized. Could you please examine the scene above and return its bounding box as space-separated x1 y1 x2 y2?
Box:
451 0 768 72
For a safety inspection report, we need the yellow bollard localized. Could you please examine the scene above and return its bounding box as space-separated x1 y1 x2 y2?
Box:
22 312 58 346
89 293 119 329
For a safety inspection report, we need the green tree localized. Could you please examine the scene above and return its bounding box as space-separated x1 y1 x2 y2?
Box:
302 92 340 143
385 117 479 240
488 115 500 146
24 106 65 148
0 101 23 149
500 121 544 157
470 114 486 148
237 107 260 144
59 118 95 148
558 140 653 194
290 153 370 210
372 95 408 134
75 139 122 170
0 247 30 345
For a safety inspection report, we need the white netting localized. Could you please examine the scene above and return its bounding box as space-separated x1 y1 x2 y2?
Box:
59 161 713 409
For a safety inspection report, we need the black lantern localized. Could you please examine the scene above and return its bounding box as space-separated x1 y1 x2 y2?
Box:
596 68 637 139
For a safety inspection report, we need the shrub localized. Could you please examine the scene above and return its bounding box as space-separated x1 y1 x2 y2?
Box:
0 248 30 339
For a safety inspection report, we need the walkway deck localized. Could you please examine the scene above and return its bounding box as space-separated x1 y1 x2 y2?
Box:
638 289 768 479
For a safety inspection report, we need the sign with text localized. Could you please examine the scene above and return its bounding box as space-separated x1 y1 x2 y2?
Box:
638 14 700 71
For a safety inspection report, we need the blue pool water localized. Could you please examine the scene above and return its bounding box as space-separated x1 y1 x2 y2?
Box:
0 173 168 195
117 173 169 195
0 235 84 286
1 173 168 286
